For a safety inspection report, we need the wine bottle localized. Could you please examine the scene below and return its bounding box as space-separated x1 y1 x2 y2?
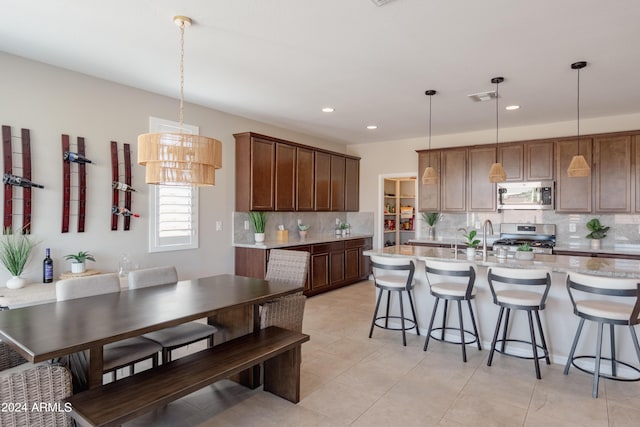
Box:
43 248 53 283
112 181 136 192
111 206 140 218
3 173 45 189
63 151 93 164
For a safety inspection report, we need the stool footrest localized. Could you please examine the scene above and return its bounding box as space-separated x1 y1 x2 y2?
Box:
373 315 418 332
429 327 479 346
570 355 640 382
493 338 549 361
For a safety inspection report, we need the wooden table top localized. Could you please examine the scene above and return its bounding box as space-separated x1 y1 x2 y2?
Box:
0 274 302 363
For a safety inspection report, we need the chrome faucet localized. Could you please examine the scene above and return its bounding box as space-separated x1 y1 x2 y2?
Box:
482 219 494 262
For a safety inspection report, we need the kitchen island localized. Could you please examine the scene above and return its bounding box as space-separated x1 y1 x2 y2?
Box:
364 245 640 369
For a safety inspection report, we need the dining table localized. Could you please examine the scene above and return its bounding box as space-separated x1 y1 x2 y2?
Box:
0 273 303 390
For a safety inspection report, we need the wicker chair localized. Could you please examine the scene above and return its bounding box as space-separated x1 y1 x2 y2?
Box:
260 250 309 332
0 342 73 427
128 266 218 363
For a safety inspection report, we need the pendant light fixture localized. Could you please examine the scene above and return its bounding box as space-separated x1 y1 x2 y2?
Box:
488 77 507 183
421 90 438 185
567 61 590 177
138 16 222 186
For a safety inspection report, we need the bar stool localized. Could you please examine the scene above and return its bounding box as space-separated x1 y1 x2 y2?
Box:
423 259 481 362
368 255 419 346
487 267 551 379
564 272 640 398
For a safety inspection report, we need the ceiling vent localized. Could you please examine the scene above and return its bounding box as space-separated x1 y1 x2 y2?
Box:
468 90 498 102
371 0 397 6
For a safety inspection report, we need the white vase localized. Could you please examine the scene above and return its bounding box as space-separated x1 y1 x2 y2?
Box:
6 276 26 289
254 233 265 243
590 239 601 250
428 227 436 240
299 230 308 238
71 262 86 274
466 247 476 258
515 251 535 261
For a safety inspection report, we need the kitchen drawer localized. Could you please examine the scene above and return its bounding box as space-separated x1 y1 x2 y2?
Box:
312 241 345 254
345 238 366 249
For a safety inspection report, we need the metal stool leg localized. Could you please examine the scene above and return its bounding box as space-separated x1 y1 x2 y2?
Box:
441 299 449 341
488 306 505 367
630 325 640 364
610 324 617 377
467 299 481 351
407 290 420 336
527 310 541 379
384 290 391 329
501 308 511 353
534 310 550 365
424 297 440 351
369 287 384 338
564 318 585 375
457 300 467 362
399 290 407 346
593 321 604 398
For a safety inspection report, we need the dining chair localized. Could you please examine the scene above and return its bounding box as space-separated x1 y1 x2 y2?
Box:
56 273 162 381
1 341 73 427
265 249 310 287
128 266 218 363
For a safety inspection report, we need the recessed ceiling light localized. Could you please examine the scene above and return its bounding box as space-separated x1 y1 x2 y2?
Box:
367 125 378 130
321 107 335 113
505 105 520 111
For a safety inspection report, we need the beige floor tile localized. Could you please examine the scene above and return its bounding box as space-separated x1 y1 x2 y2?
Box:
607 402 640 427
351 396 442 427
442 393 528 427
299 379 381 425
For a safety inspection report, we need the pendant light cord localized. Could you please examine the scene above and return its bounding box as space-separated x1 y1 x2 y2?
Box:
428 94 432 167
495 80 499 162
576 66 580 153
178 20 185 131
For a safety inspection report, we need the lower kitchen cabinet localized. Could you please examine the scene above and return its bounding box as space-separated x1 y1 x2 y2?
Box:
234 237 372 296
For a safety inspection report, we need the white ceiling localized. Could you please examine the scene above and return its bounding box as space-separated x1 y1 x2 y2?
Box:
1 0 639 144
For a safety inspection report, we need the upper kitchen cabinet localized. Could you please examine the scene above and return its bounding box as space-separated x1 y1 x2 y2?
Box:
314 151 331 211
296 147 315 211
498 140 554 181
344 157 360 212
467 145 496 211
555 137 592 213
417 149 441 212
594 134 633 213
441 148 467 212
330 155 346 211
235 132 360 212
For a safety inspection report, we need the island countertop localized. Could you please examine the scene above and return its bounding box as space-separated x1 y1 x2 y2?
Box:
364 245 640 279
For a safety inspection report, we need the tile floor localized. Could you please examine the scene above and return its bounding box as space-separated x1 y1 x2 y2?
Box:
124 280 640 426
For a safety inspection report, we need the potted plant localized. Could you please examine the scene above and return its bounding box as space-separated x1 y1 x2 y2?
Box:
340 223 350 236
0 231 36 289
459 228 480 258
64 251 96 274
586 218 609 250
515 243 535 260
248 211 267 243
423 212 440 240
297 223 310 238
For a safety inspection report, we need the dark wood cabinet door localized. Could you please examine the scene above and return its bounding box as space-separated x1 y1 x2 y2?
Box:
594 135 632 213
330 155 346 211
467 146 496 211
311 253 329 290
296 147 314 211
275 143 296 211
555 138 592 213
329 250 345 285
345 247 360 282
636 136 640 213
526 140 554 181
344 157 359 212
314 152 331 211
250 137 276 211
441 148 467 212
498 143 524 182
418 150 441 212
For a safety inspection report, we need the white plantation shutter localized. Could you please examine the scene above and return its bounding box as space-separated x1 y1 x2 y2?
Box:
148 117 199 252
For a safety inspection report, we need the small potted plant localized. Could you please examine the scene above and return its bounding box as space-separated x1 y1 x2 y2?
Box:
340 223 350 236
515 243 535 260
459 228 480 258
423 212 440 240
248 211 267 243
586 218 609 250
0 231 36 289
64 251 96 274
297 223 310 238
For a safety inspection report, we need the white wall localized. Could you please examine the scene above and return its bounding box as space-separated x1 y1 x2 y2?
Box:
0 52 345 285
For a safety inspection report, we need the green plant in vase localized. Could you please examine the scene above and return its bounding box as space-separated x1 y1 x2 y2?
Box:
297 223 310 238
423 212 440 240
0 230 36 289
64 251 96 274
248 211 267 243
459 227 480 258
586 218 609 250
515 242 534 260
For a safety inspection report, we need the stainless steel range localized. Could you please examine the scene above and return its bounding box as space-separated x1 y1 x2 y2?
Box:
492 223 556 254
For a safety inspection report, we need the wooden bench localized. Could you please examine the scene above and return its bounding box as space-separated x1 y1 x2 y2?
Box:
66 326 309 427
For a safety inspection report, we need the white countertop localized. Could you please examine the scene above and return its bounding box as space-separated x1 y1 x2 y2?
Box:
365 245 640 279
233 233 373 249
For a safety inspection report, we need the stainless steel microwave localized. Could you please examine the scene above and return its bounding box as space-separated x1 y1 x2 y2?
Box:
497 181 554 210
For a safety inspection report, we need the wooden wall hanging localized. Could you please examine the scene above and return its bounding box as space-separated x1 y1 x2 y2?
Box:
2 125 43 234
62 134 91 233
110 141 136 231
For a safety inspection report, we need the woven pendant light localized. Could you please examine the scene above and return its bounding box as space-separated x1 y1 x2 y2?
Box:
567 61 590 178
421 90 439 185
138 16 222 186
488 77 507 183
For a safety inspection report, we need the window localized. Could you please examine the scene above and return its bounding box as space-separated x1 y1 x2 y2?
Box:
147 117 199 253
